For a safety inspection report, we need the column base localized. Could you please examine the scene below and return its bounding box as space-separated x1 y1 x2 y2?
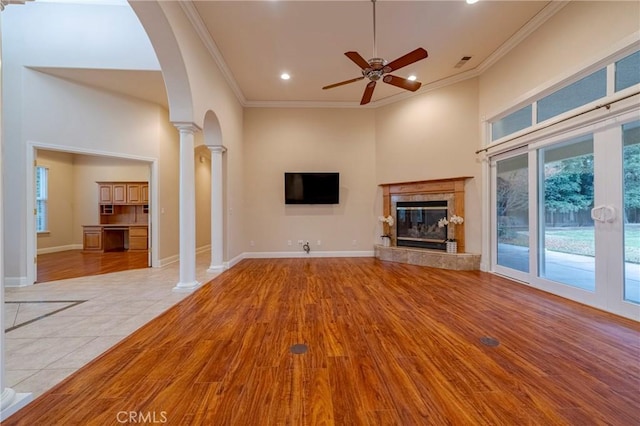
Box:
1 388 32 421
207 264 225 273
172 281 201 293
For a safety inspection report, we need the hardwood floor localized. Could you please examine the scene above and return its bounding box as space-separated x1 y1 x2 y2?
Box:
6 258 639 425
36 250 149 283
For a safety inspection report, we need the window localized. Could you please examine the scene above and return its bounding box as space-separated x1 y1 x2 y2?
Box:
36 166 48 232
491 105 532 141
537 68 607 123
488 48 639 143
616 50 640 92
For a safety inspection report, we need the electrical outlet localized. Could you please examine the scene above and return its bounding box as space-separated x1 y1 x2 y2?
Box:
317 240 321 246
288 240 292 246
352 239 357 246
298 240 304 245
250 240 255 247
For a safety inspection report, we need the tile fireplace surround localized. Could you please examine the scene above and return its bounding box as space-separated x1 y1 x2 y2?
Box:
377 177 480 271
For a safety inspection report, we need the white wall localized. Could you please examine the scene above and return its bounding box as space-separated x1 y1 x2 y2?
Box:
8 2 159 70
243 108 376 253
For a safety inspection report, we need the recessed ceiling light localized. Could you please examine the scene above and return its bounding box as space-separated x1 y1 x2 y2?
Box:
280 73 291 80
407 75 417 81
466 0 479 4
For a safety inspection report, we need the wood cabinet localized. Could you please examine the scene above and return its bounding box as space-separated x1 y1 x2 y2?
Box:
82 226 103 252
84 181 150 253
128 226 148 251
98 182 148 205
113 184 127 204
141 184 149 204
99 184 113 204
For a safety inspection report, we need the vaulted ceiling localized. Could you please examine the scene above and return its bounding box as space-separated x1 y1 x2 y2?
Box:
36 0 562 109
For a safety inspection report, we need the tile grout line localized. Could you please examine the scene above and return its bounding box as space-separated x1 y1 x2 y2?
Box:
5 301 87 333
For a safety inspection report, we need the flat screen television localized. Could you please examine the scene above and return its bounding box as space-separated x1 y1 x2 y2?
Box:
284 172 339 204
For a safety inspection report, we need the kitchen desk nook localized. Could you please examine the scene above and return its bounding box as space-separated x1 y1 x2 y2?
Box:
82 181 149 253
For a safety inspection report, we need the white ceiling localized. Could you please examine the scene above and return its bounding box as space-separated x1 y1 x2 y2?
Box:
37 0 560 109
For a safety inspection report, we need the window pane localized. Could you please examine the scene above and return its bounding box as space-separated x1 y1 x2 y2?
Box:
539 135 595 290
537 69 607 123
616 50 640 92
496 154 529 272
623 120 640 304
35 167 48 232
491 105 532 141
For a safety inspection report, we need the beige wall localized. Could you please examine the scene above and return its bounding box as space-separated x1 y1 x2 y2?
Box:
479 1 640 119
35 151 151 252
243 108 376 253
195 145 212 250
72 155 150 245
36 150 75 250
376 78 482 253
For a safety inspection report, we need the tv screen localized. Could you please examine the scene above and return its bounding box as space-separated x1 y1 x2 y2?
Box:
284 172 339 204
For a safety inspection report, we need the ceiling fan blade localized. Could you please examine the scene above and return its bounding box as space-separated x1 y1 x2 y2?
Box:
322 76 365 90
383 75 422 92
384 48 428 73
360 81 376 105
345 51 371 70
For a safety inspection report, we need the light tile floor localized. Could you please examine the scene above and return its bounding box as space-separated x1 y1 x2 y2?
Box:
3 251 221 399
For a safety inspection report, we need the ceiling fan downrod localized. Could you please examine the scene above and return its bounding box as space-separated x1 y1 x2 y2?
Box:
372 0 377 59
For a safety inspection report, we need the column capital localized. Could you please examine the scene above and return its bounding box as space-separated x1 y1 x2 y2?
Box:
172 122 202 134
207 145 227 154
0 0 32 11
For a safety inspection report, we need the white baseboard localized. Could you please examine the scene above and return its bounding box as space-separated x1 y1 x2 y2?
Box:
244 250 375 259
158 254 180 267
225 252 246 269
4 276 31 287
37 244 83 255
196 244 211 255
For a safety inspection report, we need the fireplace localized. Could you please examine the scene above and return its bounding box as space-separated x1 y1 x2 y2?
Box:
396 201 447 250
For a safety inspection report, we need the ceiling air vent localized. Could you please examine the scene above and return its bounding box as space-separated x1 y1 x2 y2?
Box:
454 56 472 69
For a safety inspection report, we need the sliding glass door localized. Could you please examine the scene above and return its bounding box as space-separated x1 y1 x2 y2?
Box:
538 135 595 291
623 121 640 305
492 152 529 280
491 113 640 320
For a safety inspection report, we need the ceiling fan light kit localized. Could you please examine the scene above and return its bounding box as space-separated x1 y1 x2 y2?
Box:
322 0 429 105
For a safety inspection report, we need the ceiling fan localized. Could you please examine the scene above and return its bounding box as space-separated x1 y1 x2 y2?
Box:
322 0 428 105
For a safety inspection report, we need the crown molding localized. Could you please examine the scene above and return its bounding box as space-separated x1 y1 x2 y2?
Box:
181 0 566 110
244 68 482 109
179 0 247 106
477 1 569 74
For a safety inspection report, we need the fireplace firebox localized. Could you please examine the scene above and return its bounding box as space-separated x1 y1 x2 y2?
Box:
396 201 447 250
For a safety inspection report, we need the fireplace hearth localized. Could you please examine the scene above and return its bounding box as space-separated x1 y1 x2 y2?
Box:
396 201 447 250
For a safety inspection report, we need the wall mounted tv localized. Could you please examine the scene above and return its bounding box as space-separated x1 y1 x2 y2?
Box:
284 172 339 204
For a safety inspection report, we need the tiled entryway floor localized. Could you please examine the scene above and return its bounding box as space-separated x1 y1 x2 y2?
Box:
3 251 220 399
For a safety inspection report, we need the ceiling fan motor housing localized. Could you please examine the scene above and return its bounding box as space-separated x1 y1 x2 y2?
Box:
363 57 389 81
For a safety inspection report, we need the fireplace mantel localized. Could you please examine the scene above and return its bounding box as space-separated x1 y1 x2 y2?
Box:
380 177 472 253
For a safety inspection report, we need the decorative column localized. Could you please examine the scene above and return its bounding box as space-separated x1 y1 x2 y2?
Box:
173 122 201 292
207 145 226 272
1 2 33 421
